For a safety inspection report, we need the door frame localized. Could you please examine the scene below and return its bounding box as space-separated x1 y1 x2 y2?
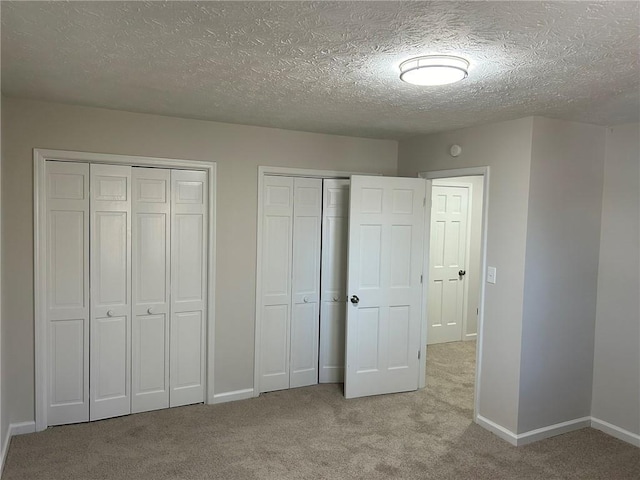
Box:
253 166 379 396
33 148 217 431
419 167 490 423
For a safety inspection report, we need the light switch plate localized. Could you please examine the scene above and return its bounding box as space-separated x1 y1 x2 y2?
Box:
487 266 497 284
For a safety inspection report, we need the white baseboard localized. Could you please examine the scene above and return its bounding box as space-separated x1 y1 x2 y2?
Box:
476 415 591 446
1 425 11 479
591 417 640 447
1 421 36 477
515 417 591 446
9 422 35 436
475 415 518 445
212 388 255 405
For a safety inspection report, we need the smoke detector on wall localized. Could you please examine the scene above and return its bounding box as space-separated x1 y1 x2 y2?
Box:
399 55 469 86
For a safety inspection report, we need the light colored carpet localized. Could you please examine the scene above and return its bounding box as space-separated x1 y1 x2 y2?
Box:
3 341 639 479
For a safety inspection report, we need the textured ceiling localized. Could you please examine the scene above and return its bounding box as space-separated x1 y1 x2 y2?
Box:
2 1 639 139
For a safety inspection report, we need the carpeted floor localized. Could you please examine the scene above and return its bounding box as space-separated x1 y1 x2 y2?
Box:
3 341 639 479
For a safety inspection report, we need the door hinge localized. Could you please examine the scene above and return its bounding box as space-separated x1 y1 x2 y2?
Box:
420 274 423 284
423 197 427 207
418 350 421 359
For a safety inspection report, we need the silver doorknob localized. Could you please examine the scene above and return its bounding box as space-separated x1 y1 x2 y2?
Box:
303 296 309 303
147 307 154 314
332 296 339 302
459 270 466 277
106 310 114 317
350 295 359 305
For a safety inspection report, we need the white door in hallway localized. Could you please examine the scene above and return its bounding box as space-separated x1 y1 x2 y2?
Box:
131 168 171 413
344 176 425 399
427 185 469 345
89 163 132 421
319 179 350 383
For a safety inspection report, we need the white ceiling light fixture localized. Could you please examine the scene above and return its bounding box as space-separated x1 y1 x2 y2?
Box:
399 55 470 86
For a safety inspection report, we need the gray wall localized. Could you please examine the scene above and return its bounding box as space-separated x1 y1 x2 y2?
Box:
591 123 640 436
518 118 605 433
431 176 484 338
398 117 534 433
1 97 398 427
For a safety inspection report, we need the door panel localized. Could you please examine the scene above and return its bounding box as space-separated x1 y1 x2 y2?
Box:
132 168 170 413
170 170 207 407
319 179 349 383
94 316 128 400
345 176 425 399
172 311 203 389
427 185 469 344
290 178 322 388
259 176 293 392
90 164 132 421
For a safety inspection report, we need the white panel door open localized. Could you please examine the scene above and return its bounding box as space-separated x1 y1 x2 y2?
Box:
131 167 171 413
90 163 132 421
427 185 469 344
290 178 322 388
45 161 90 425
344 176 425 399
259 176 294 393
170 169 208 407
319 179 350 383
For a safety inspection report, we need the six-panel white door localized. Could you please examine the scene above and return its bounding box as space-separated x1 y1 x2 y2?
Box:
290 178 322 388
319 179 350 383
90 163 132 421
45 161 90 425
344 176 425 399
170 170 208 407
427 185 469 344
131 167 171 413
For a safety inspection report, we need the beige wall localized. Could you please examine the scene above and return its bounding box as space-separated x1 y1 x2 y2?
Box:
431 175 484 338
518 118 605 433
592 123 640 436
398 117 534 433
1 97 397 426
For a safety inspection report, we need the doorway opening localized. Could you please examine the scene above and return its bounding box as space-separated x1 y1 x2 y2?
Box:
420 168 489 422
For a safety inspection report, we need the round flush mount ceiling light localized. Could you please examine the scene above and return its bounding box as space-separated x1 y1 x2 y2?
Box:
399 55 469 86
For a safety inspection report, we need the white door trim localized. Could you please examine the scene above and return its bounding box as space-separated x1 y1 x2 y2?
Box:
34 148 217 431
254 166 380 396
418 167 490 424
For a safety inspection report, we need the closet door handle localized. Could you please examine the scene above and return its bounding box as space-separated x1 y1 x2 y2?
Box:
303 296 309 303
350 295 359 305
332 296 339 302
147 307 154 315
106 310 114 317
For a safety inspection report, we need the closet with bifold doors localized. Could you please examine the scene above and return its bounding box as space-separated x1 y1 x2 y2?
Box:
258 176 350 393
45 161 208 426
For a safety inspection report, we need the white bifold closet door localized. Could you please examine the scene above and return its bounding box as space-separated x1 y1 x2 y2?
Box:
290 178 322 388
46 161 207 426
170 169 208 407
319 179 350 383
131 168 171 413
45 161 90 426
90 164 132 421
259 176 322 392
